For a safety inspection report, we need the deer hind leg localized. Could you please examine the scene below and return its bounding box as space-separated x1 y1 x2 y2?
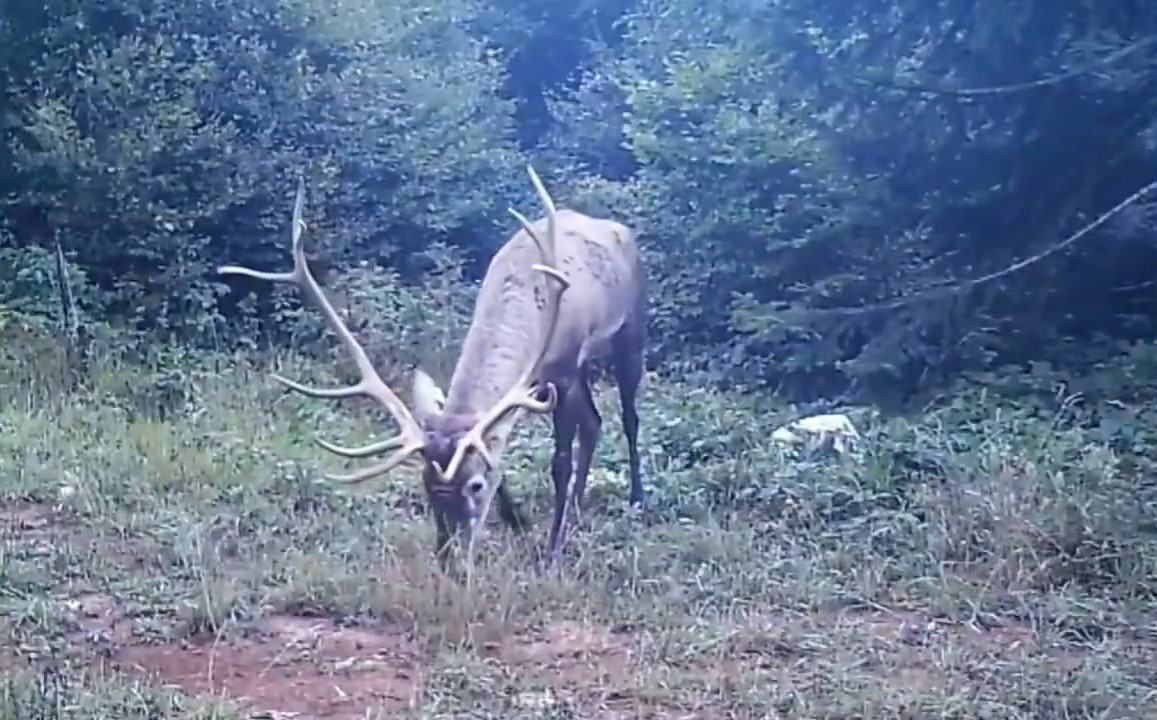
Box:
611 325 645 509
569 366 603 525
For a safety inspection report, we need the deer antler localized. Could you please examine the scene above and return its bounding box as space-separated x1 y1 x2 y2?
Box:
218 177 427 484
436 165 571 482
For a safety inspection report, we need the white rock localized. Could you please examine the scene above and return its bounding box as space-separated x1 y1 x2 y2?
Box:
771 413 861 455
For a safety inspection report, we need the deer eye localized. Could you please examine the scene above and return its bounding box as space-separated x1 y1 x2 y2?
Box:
465 477 487 495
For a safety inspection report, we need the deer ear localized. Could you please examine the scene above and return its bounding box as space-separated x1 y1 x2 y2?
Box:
411 368 446 422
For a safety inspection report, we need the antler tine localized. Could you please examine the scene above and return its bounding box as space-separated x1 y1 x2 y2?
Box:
323 450 420 484
218 178 427 481
321 444 425 484
437 165 571 482
315 435 408 458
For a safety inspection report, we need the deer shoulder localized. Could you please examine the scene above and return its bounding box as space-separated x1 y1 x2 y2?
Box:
507 209 642 372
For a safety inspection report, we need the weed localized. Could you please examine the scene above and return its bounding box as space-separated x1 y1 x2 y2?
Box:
1 343 1155 718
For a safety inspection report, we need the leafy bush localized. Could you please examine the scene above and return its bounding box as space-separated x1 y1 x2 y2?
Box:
269 242 477 389
4 0 526 339
544 0 1157 400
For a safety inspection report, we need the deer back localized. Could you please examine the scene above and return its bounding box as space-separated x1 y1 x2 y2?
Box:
444 209 642 416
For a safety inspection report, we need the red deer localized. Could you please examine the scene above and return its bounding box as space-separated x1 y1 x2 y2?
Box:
218 167 646 567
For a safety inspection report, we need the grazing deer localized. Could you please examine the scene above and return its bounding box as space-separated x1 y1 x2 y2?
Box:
219 166 646 567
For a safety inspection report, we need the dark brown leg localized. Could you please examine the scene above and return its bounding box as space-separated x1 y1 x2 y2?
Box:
611 327 645 508
495 482 529 533
570 368 602 521
432 510 457 573
545 393 578 566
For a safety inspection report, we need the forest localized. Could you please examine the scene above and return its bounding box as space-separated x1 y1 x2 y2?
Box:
2 0 1156 716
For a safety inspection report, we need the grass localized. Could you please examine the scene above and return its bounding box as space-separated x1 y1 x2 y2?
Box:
2 341 1156 719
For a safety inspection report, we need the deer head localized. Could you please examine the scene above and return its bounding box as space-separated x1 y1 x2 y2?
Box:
218 166 573 561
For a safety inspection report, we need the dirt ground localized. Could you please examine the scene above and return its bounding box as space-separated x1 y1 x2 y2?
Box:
3 497 1154 719
99 613 634 717
55 586 1099 718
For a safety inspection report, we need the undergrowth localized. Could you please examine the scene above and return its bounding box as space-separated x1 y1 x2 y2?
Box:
1 335 1155 718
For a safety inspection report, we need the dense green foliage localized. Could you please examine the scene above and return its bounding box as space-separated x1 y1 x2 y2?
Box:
3 3 1157 713
3 0 1156 403
3 0 523 338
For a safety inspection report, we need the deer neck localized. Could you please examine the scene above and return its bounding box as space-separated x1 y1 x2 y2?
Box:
444 275 543 426
442 342 526 466
442 254 555 467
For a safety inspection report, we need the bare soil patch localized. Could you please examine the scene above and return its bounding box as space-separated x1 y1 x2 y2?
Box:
0 499 62 534
491 619 635 684
109 615 425 718
101 615 643 718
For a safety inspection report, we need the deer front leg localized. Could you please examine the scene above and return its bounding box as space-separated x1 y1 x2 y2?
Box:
495 481 530 533
569 374 602 526
544 399 578 567
432 509 465 579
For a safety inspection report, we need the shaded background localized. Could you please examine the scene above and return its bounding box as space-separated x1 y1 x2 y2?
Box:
2 0 1155 409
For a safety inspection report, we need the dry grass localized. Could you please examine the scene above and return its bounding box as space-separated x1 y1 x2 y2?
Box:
2 345 1156 718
